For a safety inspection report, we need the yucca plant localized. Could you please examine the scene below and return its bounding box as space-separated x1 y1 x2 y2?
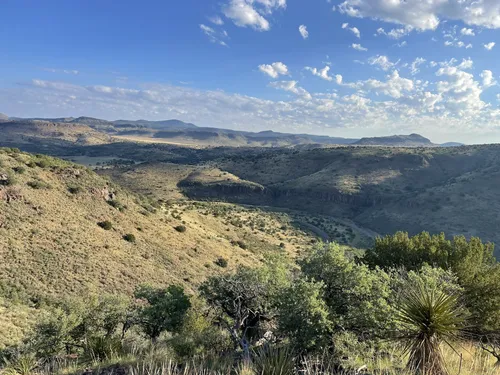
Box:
252 345 296 375
396 282 466 375
2 353 39 375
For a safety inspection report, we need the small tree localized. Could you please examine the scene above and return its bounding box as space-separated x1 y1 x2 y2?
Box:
134 284 191 342
200 255 292 361
277 278 332 352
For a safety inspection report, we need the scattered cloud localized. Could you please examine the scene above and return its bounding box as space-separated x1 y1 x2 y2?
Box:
299 24 309 39
410 57 426 75
258 62 289 78
209 16 224 25
342 23 360 38
481 70 497 88
376 26 413 39
460 28 475 36
368 55 397 71
222 0 286 31
352 43 367 51
269 80 312 99
43 68 79 75
444 40 472 48
7 73 500 142
484 42 496 50
305 65 333 81
200 24 229 46
339 0 500 30
339 70 415 99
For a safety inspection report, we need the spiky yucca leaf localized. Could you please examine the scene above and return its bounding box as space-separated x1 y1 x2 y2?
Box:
396 282 465 375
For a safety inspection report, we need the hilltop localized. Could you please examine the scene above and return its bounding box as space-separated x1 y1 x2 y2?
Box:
0 113 8 121
354 133 434 147
0 120 113 147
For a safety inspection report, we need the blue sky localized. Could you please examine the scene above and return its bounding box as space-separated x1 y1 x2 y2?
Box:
2 0 500 143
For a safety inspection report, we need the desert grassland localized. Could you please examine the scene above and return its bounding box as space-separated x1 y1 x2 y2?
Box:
114 135 208 148
0 148 339 349
98 162 374 248
11 341 500 375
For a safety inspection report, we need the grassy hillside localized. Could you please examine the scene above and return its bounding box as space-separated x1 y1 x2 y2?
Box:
0 149 326 304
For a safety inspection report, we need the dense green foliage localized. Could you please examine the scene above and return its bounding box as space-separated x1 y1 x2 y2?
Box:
4 232 500 375
134 285 191 342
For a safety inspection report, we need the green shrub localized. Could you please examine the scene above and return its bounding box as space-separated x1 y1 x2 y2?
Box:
175 225 187 233
12 166 26 174
123 234 136 243
1 171 17 186
27 180 51 189
98 221 113 230
214 257 228 268
107 200 125 211
236 240 247 249
67 185 83 194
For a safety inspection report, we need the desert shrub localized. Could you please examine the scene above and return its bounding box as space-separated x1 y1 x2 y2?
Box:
27 180 51 189
28 294 130 360
214 257 228 268
107 199 125 211
123 234 136 243
97 221 113 231
174 225 187 233
12 166 26 174
236 240 247 250
67 185 83 194
134 284 191 342
169 297 232 359
299 243 396 337
34 158 50 169
0 171 17 186
277 278 331 352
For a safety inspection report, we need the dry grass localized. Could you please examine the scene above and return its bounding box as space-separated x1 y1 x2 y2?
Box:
0 149 327 348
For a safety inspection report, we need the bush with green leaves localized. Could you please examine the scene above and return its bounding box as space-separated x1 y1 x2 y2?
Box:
169 297 232 359
174 225 187 233
134 284 191 343
214 257 228 268
200 254 292 359
123 234 136 243
98 221 113 230
299 243 396 337
27 294 130 360
277 278 331 352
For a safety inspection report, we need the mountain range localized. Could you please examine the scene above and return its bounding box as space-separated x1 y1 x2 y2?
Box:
1 114 463 148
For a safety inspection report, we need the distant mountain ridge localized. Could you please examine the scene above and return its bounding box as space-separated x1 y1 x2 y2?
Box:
354 133 434 147
0 113 9 121
2 115 462 147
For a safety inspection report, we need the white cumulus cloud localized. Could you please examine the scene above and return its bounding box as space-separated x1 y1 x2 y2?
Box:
222 0 286 31
299 25 309 39
258 62 290 78
484 42 496 50
269 80 312 99
352 43 367 51
305 66 334 81
339 0 500 30
368 55 396 71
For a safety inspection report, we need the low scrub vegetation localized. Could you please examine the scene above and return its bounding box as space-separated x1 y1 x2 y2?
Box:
3 232 500 375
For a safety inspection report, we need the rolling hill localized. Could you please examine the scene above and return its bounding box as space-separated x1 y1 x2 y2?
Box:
0 147 375 348
353 133 434 147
